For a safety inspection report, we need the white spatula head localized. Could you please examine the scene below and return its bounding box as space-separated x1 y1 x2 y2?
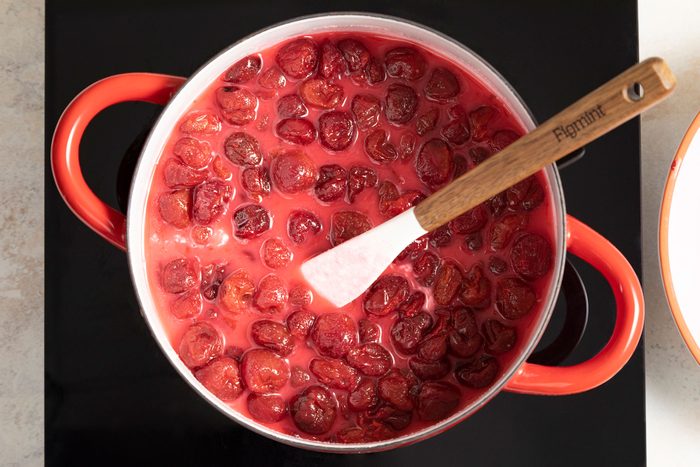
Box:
301 208 428 308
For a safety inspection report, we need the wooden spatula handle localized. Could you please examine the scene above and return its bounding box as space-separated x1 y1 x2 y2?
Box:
414 57 675 232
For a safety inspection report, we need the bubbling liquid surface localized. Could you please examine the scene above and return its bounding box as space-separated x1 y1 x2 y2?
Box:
145 32 556 443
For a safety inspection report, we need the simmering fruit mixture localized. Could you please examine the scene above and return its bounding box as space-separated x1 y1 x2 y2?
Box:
145 32 556 443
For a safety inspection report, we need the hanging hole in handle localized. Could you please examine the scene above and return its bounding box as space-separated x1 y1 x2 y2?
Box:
624 82 644 102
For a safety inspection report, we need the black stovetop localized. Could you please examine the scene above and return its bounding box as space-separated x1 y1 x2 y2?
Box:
45 1 644 465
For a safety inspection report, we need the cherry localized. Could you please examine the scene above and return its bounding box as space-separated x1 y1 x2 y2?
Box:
358 319 381 343
258 66 287 90
288 285 313 307
397 235 428 261
348 378 379 412
170 290 202 319
277 94 308 118
469 106 496 142
449 205 488 234
417 334 448 362
428 227 452 250
287 210 322 244
178 322 223 368
309 357 360 390
455 356 499 389
201 263 226 301
253 274 288 313
195 357 243 401
232 204 271 239
363 275 410 316
378 181 425 218
496 277 536 319
276 38 319 80
270 149 318 193
223 55 261 83
310 312 357 358
351 94 381 131
163 158 207 188
470 146 492 166
241 166 271 199
409 357 450 381
315 164 347 202
412 251 439 287
464 232 483 251
442 119 470 145
397 291 426 318
173 137 211 169
247 393 287 423
318 111 356 152
291 365 311 387
416 381 460 421
511 233 552 280
300 78 344 109
158 190 190 228
224 131 263 166
489 256 508 276
391 312 433 354
336 426 366 443
337 39 370 73
453 154 469 178
385 84 418 124
261 238 292 269
363 57 386 84
385 47 427 80
276 118 317 145
212 156 233 181
378 369 414 411
319 41 347 79
162 258 199 294
490 212 528 250
483 319 517 354
460 264 492 309
329 211 372 246
416 139 454 189
488 191 507 216
362 405 412 432
346 343 393 376
192 181 232 225
433 261 463 306
449 308 482 357
425 67 460 102
286 309 316 338
179 112 221 135
219 269 255 314
490 129 520 151
216 86 257 125
345 166 377 203
191 225 213 245
416 108 439 136
241 348 290 393
290 385 337 435
365 129 398 163
506 176 545 211
250 319 295 356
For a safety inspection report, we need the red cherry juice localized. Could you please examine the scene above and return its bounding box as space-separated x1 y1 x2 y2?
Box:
144 31 556 443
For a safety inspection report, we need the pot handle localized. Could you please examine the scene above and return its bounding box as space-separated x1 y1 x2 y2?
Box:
504 215 644 395
51 73 187 250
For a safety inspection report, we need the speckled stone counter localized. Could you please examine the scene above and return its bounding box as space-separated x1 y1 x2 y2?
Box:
640 1 700 465
0 0 44 465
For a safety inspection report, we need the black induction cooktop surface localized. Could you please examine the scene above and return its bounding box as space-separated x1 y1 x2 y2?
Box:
46 1 644 465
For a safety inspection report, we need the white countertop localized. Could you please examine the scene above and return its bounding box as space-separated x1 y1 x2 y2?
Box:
0 1 698 465
640 0 700 464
